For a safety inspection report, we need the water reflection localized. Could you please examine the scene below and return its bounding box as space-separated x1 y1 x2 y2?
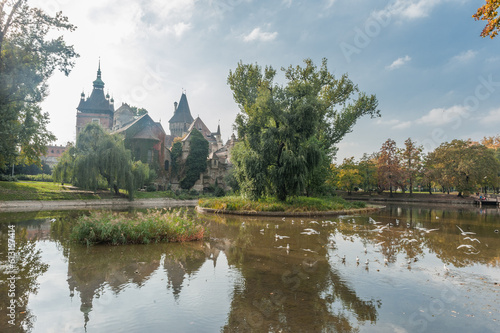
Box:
0 217 50 333
0 205 499 332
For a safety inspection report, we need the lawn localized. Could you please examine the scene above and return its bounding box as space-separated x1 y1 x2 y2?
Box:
0 181 108 201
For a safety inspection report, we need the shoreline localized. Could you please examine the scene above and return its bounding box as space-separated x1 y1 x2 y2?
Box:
196 204 384 217
339 194 477 206
0 198 198 212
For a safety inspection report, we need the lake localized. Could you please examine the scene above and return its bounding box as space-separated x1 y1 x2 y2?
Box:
1 204 499 332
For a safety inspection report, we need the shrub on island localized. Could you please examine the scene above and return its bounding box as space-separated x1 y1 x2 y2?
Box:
71 208 204 245
198 196 366 212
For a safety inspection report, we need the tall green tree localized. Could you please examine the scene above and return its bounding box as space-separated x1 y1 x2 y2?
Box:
227 58 379 201
358 153 378 194
0 0 78 168
179 128 209 190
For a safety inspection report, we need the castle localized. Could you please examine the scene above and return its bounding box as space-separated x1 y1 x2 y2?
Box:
74 63 236 191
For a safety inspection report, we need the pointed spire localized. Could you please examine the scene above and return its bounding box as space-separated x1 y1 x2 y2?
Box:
216 121 221 135
93 58 105 90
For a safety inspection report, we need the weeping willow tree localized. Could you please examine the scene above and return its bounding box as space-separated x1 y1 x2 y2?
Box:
60 123 138 198
52 143 76 185
227 58 379 201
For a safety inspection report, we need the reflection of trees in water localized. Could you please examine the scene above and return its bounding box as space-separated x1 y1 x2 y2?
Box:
369 205 500 268
0 224 49 333
202 215 379 332
64 242 163 328
51 216 220 329
163 242 209 300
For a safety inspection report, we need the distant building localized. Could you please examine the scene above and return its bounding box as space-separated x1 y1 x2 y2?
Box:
114 114 170 179
42 144 68 169
168 93 237 192
74 62 170 181
69 62 236 191
113 103 135 130
76 61 114 137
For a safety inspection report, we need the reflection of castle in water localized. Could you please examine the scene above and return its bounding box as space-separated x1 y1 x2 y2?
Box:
63 240 227 329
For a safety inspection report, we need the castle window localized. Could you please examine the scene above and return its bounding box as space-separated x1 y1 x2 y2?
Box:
51 150 54 153
147 149 153 163
56 150 60 154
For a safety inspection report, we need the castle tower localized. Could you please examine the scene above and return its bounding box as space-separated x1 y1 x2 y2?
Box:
75 61 114 138
168 92 194 138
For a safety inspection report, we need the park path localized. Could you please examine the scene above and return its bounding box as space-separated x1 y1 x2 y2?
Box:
0 198 198 212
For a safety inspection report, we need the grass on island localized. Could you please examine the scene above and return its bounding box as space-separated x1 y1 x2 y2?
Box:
0 181 104 201
198 195 366 213
71 208 205 246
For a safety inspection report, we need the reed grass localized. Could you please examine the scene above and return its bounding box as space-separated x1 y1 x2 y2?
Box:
71 208 205 245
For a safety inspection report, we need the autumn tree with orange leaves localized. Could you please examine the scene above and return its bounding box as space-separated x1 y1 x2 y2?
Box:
473 0 500 38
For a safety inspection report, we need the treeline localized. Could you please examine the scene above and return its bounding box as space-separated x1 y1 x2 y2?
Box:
333 136 500 196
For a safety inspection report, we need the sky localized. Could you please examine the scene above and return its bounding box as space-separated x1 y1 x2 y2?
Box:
32 0 500 162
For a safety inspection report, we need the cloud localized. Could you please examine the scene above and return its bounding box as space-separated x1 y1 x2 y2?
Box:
376 0 443 20
392 121 412 129
376 119 412 129
386 55 411 70
450 49 477 64
160 22 192 37
243 27 278 42
417 105 468 126
480 108 500 125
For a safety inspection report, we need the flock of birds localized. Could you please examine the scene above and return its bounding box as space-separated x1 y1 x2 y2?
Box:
247 213 490 274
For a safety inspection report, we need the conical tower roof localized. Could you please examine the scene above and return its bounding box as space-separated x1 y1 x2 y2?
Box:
169 93 194 124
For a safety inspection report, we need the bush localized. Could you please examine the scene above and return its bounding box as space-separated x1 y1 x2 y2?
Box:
214 186 225 197
146 184 157 192
0 174 17 182
16 174 53 182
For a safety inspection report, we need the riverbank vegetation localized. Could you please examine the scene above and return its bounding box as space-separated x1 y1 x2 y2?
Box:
71 209 205 245
199 196 365 212
333 136 500 197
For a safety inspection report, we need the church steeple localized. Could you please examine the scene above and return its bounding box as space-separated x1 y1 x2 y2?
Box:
92 59 105 90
